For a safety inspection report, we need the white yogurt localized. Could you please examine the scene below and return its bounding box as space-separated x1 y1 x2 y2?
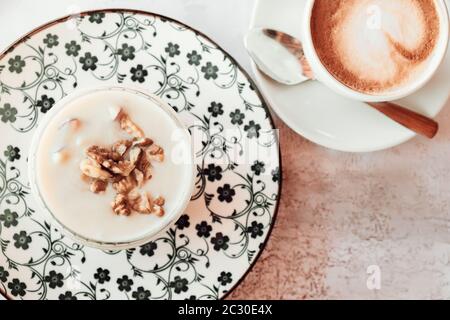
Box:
29 88 194 248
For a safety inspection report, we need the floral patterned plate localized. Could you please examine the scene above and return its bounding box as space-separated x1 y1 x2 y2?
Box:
0 9 280 300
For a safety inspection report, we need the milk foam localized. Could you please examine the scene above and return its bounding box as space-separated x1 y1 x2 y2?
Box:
311 0 440 93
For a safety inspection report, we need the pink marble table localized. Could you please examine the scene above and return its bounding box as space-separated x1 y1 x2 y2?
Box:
229 103 450 300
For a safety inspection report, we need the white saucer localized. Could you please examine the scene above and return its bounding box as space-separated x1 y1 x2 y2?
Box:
250 0 450 152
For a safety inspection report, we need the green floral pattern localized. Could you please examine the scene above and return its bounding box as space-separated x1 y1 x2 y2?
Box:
3 146 20 162
201 62 219 80
43 34 59 48
187 50 202 66
117 44 136 61
130 64 148 83
65 41 81 57
0 209 19 228
0 10 280 300
8 56 25 73
0 104 17 123
36 95 55 114
165 42 181 57
79 53 98 71
88 13 105 24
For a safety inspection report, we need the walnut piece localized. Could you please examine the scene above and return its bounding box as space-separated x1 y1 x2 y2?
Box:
112 175 136 194
129 147 142 165
109 106 122 121
69 118 82 131
90 179 108 194
80 159 112 180
52 148 71 165
80 108 165 217
104 159 135 177
133 137 153 148
90 145 140 177
112 139 132 156
59 118 82 131
136 150 152 180
133 169 145 187
128 191 152 214
151 196 165 216
111 193 131 216
147 144 164 162
127 191 165 215
151 206 164 216
87 145 122 162
116 108 145 138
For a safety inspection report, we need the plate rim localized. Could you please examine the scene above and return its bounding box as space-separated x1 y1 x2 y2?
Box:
249 0 450 153
0 7 283 301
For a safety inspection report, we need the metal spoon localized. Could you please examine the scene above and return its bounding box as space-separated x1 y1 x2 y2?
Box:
244 28 439 139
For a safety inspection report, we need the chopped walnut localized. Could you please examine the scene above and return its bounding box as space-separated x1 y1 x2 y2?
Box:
116 108 145 138
133 137 153 148
154 196 165 207
90 179 108 193
129 147 142 165
133 169 145 187
89 145 139 178
80 159 112 180
111 193 131 216
136 151 152 180
151 202 165 216
59 118 82 131
147 144 164 162
112 139 132 156
127 189 141 204
128 192 165 215
87 145 122 163
69 118 82 131
151 196 165 216
112 175 136 194
109 105 122 121
104 159 135 177
128 191 152 214
80 108 165 217
52 148 71 165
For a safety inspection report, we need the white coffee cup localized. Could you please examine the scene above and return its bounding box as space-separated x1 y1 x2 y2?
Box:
301 0 449 102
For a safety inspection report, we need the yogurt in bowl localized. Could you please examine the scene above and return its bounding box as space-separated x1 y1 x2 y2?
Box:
28 86 194 250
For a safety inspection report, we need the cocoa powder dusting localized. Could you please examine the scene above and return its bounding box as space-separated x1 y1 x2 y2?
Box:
310 0 440 94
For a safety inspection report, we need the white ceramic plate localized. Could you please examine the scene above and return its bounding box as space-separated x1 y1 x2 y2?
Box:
250 0 450 152
0 9 280 300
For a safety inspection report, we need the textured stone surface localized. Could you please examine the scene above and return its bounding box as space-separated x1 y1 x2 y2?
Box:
229 103 450 300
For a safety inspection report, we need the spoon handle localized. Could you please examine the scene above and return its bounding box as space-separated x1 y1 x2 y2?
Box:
367 102 438 138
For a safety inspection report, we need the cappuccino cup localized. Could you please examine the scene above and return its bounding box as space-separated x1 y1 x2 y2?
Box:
301 0 449 102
